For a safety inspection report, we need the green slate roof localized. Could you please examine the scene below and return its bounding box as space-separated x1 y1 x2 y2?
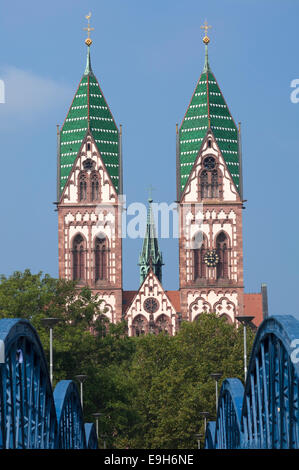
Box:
138 198 163 285
179 45 240 195
59 46 119 195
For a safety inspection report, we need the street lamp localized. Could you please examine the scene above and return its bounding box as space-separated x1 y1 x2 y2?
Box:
210 372 222 412
194 433 203 449
199 411 210 432
92 412 104 439
100 434 108 449
236 315 255 381
41 317 60 386
75 374 87 410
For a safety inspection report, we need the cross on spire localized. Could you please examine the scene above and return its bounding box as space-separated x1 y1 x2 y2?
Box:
200 19 212 44
84 12 94 46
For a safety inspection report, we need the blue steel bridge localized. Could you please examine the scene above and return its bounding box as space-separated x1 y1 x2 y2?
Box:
205 315 299 449
0 318 98 449
0 314 299 449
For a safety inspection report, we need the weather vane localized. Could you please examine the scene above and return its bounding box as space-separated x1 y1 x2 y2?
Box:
84 12 94 46
200 19 212 44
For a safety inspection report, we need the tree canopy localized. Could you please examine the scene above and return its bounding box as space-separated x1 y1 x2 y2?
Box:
0 270 255 448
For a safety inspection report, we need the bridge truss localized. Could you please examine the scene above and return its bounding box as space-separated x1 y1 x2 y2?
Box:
205 315 299 449
0 318 98 449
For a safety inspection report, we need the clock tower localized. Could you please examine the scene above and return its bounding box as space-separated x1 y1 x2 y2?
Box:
177 25 244 324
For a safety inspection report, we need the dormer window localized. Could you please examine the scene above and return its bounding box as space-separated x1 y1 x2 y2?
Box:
87 142 91 151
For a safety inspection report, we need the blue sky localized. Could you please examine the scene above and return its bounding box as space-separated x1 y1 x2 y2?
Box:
0 0 298 318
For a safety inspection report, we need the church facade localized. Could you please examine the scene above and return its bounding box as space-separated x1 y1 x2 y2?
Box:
56 27 268 335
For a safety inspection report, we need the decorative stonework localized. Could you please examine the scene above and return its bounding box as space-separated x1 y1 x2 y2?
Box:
58 132 123 323
179 131 244 323
125 270 177 336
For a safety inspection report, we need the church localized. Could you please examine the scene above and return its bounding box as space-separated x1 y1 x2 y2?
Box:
56 18 268 336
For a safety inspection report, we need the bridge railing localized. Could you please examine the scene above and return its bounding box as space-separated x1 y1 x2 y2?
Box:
204 315 299 449
0 318 98 449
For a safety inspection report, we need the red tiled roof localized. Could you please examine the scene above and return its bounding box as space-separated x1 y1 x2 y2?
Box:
244 293 263 327
122 291 137 313
165 290 181 312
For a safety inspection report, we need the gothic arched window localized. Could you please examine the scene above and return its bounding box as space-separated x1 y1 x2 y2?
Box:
133 315 147 337
156 314 171 335
94 234 108 281
78 172 87 201
91 171 100 202
200 156 219 198
200 170 209 198
193 232 207 280
72 234 85 281
216 232 229 279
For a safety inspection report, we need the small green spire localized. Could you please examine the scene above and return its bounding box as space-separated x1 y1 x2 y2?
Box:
138 198 164 285
203 43 210 73
84 45 93 76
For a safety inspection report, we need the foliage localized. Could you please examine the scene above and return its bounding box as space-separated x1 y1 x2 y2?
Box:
0 270 255 449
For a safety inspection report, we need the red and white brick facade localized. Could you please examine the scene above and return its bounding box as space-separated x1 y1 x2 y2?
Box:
178 130 244 324
57 131 123 323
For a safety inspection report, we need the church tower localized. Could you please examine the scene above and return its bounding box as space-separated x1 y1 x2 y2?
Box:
56 16 123 323
177 23 244 324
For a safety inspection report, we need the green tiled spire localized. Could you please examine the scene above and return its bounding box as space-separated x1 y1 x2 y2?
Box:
138 198 164 285
59 44 120 196
179 40 240 195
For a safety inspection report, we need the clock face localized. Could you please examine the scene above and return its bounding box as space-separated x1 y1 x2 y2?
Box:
204 250 219 267
143 297 159 314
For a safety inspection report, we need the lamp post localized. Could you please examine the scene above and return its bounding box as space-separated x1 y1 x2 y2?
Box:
210 372 222 413
194 433 203 449
236 315 254 381
199 411 209 432
100 434 108 449
75 374 87 410
92 412 104 439
41 317 60 387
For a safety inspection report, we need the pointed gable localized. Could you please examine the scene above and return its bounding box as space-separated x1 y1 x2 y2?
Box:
181 129 240 203
59 46 120 196
125 270 178 322
60 131 118 204
179 43 240 196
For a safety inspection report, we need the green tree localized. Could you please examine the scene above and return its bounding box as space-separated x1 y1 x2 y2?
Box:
0 271 256 449
113 313 255 449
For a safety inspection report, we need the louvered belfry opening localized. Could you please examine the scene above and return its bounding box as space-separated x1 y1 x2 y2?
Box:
73 234 85 281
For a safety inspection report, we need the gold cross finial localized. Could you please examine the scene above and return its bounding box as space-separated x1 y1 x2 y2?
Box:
200 19 211 44
147 184 155 202
84 12 94 46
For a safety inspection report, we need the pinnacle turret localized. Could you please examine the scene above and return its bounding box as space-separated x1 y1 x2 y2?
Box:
138 198 164 285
